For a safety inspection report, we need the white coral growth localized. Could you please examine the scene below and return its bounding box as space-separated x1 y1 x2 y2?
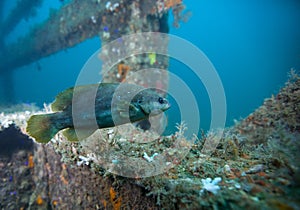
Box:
200 177 222 195
77 153 96 166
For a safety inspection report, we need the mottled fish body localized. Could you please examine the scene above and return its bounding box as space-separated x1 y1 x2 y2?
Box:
26 83 170 143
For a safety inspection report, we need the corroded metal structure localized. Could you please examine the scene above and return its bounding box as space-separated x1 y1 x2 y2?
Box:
0 0 185 103
0 0 177 72
0 0 43 40
1 0 116 72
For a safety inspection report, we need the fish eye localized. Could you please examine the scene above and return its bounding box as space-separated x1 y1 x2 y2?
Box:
158 97 164 104
138 99 142 104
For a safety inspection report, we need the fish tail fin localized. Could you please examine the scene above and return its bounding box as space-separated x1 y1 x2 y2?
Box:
26 113 62 143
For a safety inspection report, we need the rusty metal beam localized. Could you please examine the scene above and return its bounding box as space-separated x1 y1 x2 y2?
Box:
0 0 176 74
0 0 43 39
0 0 131 73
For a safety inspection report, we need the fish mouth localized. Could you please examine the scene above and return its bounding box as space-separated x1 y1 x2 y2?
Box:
139 101 171 116
162 101 171 111
151 102 171 115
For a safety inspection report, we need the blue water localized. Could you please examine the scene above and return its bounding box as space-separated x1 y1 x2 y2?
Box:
1 0 300 132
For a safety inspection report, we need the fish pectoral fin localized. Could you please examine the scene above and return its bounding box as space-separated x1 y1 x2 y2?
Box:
119 111 129 118
117 101 138 118
129 104 139 112
116 102 128 112
117 101 138 112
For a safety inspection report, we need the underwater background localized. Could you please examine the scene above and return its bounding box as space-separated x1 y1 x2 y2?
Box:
1 1 300 209
1 0 300 132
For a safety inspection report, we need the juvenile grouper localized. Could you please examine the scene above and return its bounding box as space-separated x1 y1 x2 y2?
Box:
26 83 170 143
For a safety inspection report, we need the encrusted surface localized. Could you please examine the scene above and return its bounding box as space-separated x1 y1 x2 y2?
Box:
1 71 299 209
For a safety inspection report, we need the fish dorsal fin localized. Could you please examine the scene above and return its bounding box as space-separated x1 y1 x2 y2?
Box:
51 84 99 111
51 87 74 111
